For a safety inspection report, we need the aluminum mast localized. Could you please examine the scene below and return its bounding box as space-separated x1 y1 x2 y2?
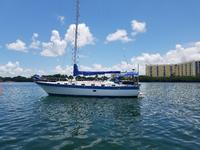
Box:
73 0 79 65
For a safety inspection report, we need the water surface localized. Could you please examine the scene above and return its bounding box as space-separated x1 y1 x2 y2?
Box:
0 82 200 149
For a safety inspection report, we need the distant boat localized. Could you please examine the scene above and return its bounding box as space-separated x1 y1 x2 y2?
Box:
34 0 140 97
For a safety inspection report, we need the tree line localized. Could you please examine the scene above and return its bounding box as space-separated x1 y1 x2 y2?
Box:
0 74 109 82
139 75 200 82
0 74 200 82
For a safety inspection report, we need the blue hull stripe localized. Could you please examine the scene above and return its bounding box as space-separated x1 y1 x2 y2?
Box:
48 93 138 98
36 82 139 90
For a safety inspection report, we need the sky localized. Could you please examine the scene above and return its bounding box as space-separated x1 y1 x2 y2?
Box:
1 0 200 77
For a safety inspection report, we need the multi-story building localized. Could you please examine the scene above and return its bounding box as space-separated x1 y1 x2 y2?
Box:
146 60 200 77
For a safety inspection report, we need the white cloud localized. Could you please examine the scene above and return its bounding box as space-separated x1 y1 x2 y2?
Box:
130 41 200 74
40 23 94 57
6 39 27 52
29 33 41 49
58 16 65 24
78 54 88 58
54 64 107 75
131 20 146 36
34 69 46 76
105 20 146 43
106 29 132 43
4 40 199 77
112 61 135 72
195 42 200 48
53 62 135 76
0 61 32 77
53 41 200 75
6 23 94 57
41 30 67 57
54 65 72 75
131 53 163 65
54 64 110 75
65 23 94 47
81 64 111 72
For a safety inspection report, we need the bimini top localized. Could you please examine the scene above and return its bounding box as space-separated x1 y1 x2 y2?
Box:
73 64 120 76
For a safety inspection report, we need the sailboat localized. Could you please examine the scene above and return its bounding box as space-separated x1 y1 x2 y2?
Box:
34 0 140 97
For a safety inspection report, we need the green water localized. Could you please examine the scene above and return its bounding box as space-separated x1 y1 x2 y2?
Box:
0 82 200 149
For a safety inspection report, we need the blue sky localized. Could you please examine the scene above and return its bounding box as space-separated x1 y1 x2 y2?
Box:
1 0 200 76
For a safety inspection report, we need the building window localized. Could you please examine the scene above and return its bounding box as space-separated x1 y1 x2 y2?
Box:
185 64 187 76
178 65 180 76
181 64 183 76
164 66 166 77
199 62 200 76
170 65 173 77
174 65 177 76
157 65 159 77
150 66 152 77
195 62 198 76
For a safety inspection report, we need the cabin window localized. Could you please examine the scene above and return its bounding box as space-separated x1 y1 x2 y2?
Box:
112 85 115 87
91 84 95 86
81 84 85 86
72 83 75 86
101 84 105 87
93 90 96 92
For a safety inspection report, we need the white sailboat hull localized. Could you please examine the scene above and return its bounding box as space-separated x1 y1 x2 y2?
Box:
36 82 139 97
33 0 141 98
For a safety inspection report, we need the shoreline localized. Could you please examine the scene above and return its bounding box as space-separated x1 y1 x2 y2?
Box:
1 75 200 83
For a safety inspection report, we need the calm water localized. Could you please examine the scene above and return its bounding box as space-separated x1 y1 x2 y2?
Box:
0 82 200 150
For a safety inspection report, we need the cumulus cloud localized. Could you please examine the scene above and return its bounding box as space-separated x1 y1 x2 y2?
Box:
6 33 40 52
40 23 94 57
131 20 146 36
54 41 200 75
65 23 94 47
54 65 72 75
58 16 65 24
130 41 200 74
78 54 88 59
112 61 135 71
29 33 41 49
6 23 94 57
0 61 33 77
106 29 132 43
3 39 200 77
53 62 136 76
105 20 146 43
54 64 110 75
6 39 27 52
41 30 67 57
132 42 200 65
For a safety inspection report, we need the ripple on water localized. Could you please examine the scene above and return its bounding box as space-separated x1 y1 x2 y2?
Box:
0 82 200 149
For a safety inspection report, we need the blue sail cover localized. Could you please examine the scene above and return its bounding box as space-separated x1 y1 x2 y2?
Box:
119 72 139 77
73 64 120 76
114 72 139 80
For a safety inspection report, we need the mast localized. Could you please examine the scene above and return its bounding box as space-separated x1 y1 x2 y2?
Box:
72 0 121 77
73 0 79 65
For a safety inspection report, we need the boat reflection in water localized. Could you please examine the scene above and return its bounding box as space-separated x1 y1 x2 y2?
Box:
30 96 141 149
39 96 141 121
